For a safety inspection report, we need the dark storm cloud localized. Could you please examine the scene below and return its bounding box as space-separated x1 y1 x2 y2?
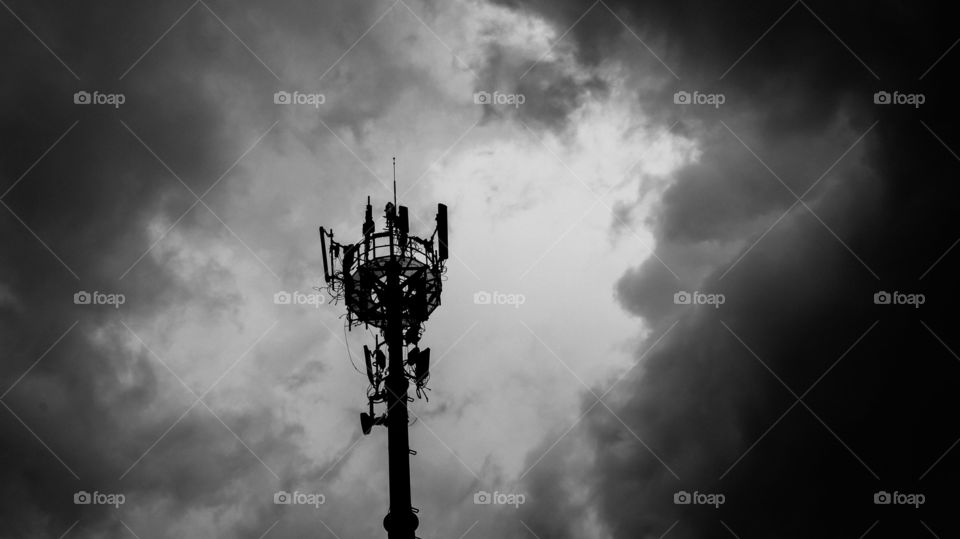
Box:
473 28 608 130
496 1 960 537
515 64 607 130
0 1 374 536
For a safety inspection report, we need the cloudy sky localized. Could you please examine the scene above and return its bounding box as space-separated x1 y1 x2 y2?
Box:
1 0 957 537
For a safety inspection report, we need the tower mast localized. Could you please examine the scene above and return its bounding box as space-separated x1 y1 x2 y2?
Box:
319 168 449 538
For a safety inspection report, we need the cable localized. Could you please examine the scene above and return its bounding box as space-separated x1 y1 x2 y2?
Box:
343 320 365 377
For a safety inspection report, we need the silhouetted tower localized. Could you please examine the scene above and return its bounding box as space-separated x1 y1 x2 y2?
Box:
319 166 448 539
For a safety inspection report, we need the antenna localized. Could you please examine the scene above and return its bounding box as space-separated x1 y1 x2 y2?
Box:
436 203 448 261
364 345 375 386
319 227 330 282
364 197 375 237
319 163 449 539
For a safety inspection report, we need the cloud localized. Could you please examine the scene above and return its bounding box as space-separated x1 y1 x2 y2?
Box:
5 1 632 535
4 0 957 537
0 1 398 535
500 0 960 537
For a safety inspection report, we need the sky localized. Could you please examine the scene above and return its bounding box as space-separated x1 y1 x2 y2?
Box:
0 0 957 538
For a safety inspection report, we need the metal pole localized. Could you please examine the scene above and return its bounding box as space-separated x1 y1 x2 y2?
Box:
383 258 418 539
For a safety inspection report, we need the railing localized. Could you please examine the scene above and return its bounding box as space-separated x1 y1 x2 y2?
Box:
342 230 436 276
